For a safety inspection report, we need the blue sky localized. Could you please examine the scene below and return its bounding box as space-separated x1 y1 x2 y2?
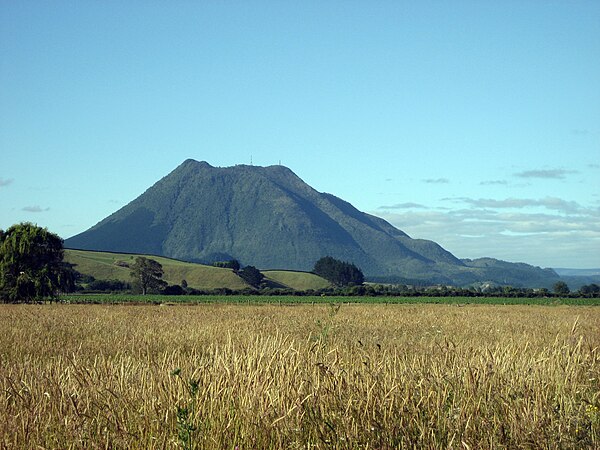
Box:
1 1 599 268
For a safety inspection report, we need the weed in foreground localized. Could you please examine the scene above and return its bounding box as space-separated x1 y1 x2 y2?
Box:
171 367 201 450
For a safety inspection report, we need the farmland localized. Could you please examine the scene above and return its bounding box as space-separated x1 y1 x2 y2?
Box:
64 249 249 290
64 249 330 291
60 293 600 306
1 303 598 448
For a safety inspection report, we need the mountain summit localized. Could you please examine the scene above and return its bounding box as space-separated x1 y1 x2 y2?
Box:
66 159 558 287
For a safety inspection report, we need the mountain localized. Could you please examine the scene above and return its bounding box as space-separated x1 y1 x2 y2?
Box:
552 269 600 290
66 159 560 287
553 268 600 277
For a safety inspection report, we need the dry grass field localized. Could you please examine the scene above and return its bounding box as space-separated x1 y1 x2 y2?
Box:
1 303 598 449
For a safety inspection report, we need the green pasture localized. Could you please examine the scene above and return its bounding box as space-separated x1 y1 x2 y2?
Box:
64 249 330 291
65 249 248 290
263 270 330 290
60 294 600 306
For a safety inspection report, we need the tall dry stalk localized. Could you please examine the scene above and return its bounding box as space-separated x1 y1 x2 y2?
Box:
0 304 598 448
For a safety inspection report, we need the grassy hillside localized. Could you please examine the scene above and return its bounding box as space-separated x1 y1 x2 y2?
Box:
65 249 248 290
65 249 329 291
263 270 330 290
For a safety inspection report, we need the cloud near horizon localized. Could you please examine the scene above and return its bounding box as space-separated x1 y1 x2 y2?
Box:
374 196 600 268
452 197 586 214
378 202 426 210
0 178 14 187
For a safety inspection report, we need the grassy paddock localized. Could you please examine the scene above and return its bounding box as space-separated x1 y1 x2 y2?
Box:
1 304 599 449
61 293 600 306
64 249 249 290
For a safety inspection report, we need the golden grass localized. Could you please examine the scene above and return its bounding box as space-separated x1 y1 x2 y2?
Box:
1 304 598 449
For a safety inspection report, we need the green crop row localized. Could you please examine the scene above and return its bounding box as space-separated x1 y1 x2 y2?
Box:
60 294 600 306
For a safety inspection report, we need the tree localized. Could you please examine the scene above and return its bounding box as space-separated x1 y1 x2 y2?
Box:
313 256 364 287
87 279 130 292
130 257 167 295
579 283 600 297
553 281 570 296
213 260 240 271
238 265 264 288
0 223 76 302
162 284 185 295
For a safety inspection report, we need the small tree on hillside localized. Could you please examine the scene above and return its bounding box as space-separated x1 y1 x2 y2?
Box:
238 265 264 288
130 257 167 295
213 259 241 271
313 256 364 287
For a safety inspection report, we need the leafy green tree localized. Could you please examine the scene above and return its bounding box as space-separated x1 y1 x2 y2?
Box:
162 284 185 295
0 223 76 302
212 260 240 271
87 279 131 292
130 256 167 295
313 256 364 286
579 283 600 297
553 281 570 296
238 265 264 288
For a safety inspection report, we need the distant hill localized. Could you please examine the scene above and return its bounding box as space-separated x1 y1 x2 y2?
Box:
553 268 600 277
551 269 600 290
66 159 561 288
65 249 329 291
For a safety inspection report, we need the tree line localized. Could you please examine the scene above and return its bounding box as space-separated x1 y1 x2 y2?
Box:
0 224 367 301
1 223 597 302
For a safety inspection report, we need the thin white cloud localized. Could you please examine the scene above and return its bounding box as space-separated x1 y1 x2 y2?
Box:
378 202 427 210
479 180 508 186
514 169 578 179
371 197 600 268
422 178 450 184
570 129 589 135
22 206 49 213
453 197 586 214
0 178 14 187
